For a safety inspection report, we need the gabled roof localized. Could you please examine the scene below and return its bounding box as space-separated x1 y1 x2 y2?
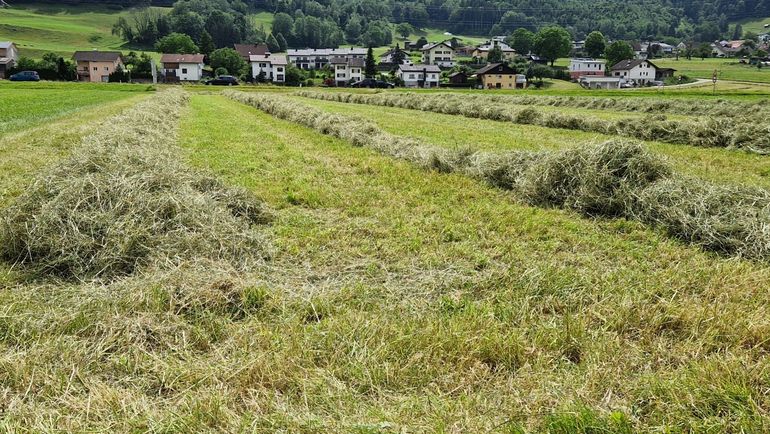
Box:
160 54 205 64
421 41 453 51
349 58 365 67
399 64 441 73
234 44 269 58
72 51 122 62
475 62 517 75
248 54 288 65
448 71 467 77
611 59 658 71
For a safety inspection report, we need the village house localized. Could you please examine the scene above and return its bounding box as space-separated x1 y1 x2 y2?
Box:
249 54 288 83
72 51 124 83
160 54 205 82
568 58 606 80
420 42 455 67
397 64 441 88
234 44 269 61
287 47 366 70
454 45 476 57
475 63 526 89
473 40 516 61
610 59 659 85
0 41 18 79
379 48 412 65
330 56 364 86
448 71 469 85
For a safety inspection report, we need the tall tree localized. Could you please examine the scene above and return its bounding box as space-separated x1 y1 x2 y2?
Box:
584 31 606 58
276 33 289 52
395 22 413 39
508 28 535 55
209 48 246 76
199 31 215 56
365 46 376 78
266 33 280 53
154 32 199 54
534 26 572 66
391 43 406 64
605 41 635 68
487 45 504 63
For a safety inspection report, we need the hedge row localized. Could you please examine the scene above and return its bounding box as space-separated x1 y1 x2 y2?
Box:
295 91 770 155
228 90 770 261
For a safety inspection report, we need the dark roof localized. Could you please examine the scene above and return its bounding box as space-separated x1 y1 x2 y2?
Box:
611 59 659 71
399 64 441 72
349 57 365 67
72 51 122 62
160 54 205 64
448 71 467 77
234 44 269 58
475 63 517 75
421 41 453 51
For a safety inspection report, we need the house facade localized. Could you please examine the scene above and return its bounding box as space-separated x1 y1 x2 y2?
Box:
379 48 412 65
610 59 658 85
160 54 204 82
249 54 288 83
579 76 623 89
0 41 18 79
331 56 364 86
475 63 526 89
568 58 606 80
473 40 516 60
397 64 441 87
287 48 366 70
234 44 269 61
72 51 124 82
421 42 455 67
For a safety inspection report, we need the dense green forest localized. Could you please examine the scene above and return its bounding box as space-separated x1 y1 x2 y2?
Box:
11 0 770 48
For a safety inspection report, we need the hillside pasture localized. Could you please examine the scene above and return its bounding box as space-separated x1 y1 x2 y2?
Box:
654 57 770 83
0 3 169 58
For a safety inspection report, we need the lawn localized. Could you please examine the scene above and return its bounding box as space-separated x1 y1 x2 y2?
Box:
1 87 770 431
0 3 169 58
654 57 770 83
732 15 770 35
0 81 153 135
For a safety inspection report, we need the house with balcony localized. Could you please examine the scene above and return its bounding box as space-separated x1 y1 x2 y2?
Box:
249 53 288 83
330 56 364 86
420 42 455 67
397 64 441 87
0 41 18 79
568 58 606 80
160 54 205 82
287 47 367 70
73 51 124 82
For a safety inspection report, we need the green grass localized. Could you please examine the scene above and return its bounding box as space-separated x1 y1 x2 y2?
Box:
732 15 770 35
654 57 770 83
0 81 153 135
292 95 770 189
250 11 273 32
0 3 169 58
2 87 770 431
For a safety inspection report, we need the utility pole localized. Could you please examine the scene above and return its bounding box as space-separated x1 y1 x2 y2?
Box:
712 69 717 94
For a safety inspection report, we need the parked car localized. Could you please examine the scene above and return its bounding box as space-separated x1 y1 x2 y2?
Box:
349 78 394 88
205 75 239 86
9 71 40 82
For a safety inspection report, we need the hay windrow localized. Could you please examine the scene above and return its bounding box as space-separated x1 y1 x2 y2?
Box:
0 90 271 279
294 91 770 155
228 90 770 261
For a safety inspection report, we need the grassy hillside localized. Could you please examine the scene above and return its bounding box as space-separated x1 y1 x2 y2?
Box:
654 57 770 83
0 3 168 58
733 15 770 35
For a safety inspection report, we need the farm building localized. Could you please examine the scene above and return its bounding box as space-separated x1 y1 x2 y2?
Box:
160 54 205 82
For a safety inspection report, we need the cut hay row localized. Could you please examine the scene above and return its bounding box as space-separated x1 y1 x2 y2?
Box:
461 93 770 118
228 90 770 261
0 89 271 279
295 91 770 155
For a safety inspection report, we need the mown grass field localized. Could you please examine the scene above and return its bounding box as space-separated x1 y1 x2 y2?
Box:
0 81 152 135
0 3 169 58
654 57 770 83
1 84 770 431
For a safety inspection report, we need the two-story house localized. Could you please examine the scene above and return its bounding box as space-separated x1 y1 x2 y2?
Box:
331 57 364 86
568 58 606 80
249 54 288 83
475 63 527 89
397 64 441 88
160 54 205 82
287 48 367 70
0 41 18 79
610 59 658 85
473 40 516 61
420 42 455 67
379 48 412 65
73 51 124 82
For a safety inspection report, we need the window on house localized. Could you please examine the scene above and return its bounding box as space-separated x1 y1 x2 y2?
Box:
182 68 188 74
104 67 109 72
93 66 98 71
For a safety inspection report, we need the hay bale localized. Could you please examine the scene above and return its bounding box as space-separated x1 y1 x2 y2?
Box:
0 90 271 279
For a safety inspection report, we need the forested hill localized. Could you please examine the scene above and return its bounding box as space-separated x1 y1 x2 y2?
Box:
10 0 770 41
